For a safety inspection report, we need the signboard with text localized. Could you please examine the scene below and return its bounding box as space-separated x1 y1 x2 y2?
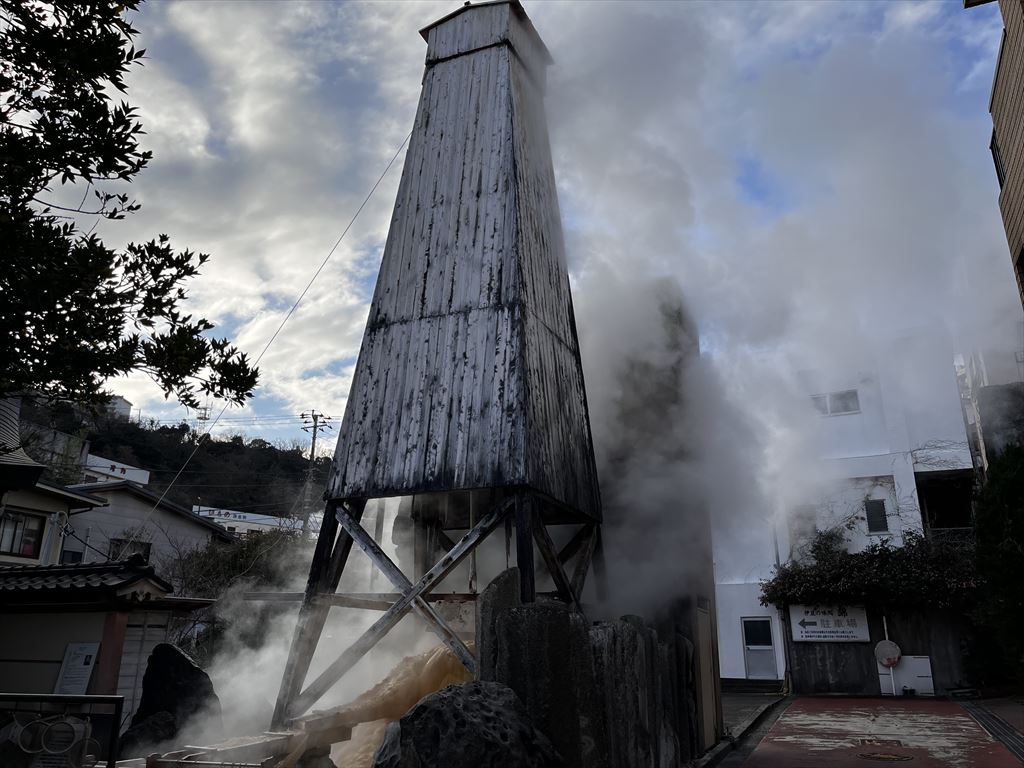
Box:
789 604 869 642
54 642 99 694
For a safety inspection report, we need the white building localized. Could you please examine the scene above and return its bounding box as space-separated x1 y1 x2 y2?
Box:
194 506 313 538
62 481 232 571
80 454 151 485
714 329 976 690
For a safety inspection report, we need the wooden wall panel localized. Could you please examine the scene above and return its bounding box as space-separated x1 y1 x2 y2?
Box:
994 1 1024 303
330 1 601 521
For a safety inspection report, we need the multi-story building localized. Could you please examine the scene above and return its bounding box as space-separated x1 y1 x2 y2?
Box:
967 0 1024 304
714 328 976 695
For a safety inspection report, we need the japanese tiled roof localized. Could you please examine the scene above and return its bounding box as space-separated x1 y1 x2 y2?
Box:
0 554 172 599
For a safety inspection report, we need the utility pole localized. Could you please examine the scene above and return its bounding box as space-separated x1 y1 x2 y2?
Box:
300 411 332 540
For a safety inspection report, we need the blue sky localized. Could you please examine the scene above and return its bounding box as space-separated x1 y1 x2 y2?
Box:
92 0 1016 454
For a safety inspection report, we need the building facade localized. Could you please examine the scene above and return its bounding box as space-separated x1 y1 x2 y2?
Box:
968 0 1024 304
194 505 308 537
714 329 976 694
63 481 232 572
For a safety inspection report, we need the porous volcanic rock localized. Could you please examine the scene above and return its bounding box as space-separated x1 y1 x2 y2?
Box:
372 681 562 768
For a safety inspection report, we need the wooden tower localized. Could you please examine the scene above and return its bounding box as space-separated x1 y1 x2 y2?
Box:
273 0 602 727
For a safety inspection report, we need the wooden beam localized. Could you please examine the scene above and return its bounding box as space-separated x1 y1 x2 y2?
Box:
272 501 363 729
592 524 608 602
290 497 512 717
532 506 581 611
369 502 387 590
570 524 598 602
557 524 590 565
514 493 536 603
333 503 475 672
244 592 479 611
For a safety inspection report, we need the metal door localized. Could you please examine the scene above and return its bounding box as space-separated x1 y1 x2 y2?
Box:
742 617 778 680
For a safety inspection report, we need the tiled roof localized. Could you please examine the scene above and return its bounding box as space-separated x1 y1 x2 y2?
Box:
0 554 172 600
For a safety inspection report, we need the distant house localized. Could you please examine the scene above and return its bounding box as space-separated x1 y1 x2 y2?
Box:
63 481 232 570
0 555 212 729
0 481 107 567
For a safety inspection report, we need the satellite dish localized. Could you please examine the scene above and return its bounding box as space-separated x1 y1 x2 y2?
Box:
875 640 901 668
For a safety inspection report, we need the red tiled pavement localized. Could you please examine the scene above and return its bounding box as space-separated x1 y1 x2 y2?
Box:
744 697 1021 767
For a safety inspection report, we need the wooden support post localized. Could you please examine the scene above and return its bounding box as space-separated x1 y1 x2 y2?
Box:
514 493 536 603
369 501 386 590
272 500 363 729
592 523 608 602
532 507 581 611
570 524 598 602
290 498 513 717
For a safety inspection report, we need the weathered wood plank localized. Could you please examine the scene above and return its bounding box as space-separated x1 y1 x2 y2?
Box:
326 1 600 523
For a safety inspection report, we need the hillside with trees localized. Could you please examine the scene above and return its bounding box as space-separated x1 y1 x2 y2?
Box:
22 399 329 518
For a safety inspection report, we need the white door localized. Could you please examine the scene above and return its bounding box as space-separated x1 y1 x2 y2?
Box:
742 617 778 680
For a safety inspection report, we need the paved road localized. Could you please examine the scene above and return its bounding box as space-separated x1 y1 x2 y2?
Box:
738 698 1021 768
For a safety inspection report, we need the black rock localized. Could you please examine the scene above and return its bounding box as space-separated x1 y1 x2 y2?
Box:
119 643 222 757
372 681 562 768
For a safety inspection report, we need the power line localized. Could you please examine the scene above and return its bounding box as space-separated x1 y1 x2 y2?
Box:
119 131 412 550
59 522 113 562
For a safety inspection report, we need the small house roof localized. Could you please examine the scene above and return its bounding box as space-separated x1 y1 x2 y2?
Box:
0 554 170 602
68 481 233 542
32 481 109 508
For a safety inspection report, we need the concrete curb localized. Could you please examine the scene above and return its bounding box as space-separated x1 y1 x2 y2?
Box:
693 696 789 768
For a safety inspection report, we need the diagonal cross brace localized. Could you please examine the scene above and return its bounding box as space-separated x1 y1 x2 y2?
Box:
289 497 514 718
334 503 475 668
531 506 582 612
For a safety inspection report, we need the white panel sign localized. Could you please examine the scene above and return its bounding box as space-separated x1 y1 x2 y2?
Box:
789 604 869 642
54 642 100 694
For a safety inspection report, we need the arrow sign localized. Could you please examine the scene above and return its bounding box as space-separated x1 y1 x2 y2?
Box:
789 605 870 642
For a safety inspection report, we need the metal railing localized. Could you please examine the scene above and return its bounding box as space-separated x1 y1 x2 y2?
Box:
0 693 123 768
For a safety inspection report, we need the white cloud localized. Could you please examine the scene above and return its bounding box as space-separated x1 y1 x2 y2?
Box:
98 0 1014 473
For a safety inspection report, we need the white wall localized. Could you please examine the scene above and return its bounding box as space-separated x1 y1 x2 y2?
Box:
714 582 786 680
712 325 973 681
64 491 218 574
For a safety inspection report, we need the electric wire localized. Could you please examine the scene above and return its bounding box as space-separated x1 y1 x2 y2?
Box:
118 131 412 551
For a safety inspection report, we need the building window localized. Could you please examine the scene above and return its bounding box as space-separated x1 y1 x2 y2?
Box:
109 538 152 563
0 511 45 558
991 130 1006 189
60 549 83 565
865 499 888 533
811 389 860 416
